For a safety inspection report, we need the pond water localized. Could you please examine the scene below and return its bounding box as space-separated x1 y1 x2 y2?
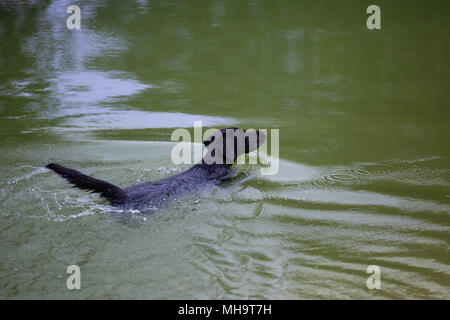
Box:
0 0 449 299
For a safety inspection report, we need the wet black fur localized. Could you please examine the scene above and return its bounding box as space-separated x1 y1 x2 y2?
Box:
46 128 264 210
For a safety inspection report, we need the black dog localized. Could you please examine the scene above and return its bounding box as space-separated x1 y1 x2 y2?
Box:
46 128 265 210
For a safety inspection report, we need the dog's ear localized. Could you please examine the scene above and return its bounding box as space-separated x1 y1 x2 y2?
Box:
244 129 266 153
203 129 222 147
203 128 240 148
203 135 214 147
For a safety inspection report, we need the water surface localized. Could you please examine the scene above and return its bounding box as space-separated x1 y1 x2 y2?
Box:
0 0 449 299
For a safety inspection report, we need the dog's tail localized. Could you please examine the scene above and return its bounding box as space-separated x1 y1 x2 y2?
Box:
45 163 127 205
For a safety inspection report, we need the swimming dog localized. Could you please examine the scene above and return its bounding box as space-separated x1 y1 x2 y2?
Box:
46 128 266 210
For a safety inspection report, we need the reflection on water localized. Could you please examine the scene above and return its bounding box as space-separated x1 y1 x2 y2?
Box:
65 110 236 130
0 0 449 299
42 69 236 130
49 71 152 107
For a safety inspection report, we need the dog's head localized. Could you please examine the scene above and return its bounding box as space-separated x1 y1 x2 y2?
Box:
202 128 266 165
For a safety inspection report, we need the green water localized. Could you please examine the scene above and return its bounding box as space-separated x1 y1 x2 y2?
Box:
0 0 449 299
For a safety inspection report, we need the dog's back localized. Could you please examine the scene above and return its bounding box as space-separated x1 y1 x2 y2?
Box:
122 163 230 209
